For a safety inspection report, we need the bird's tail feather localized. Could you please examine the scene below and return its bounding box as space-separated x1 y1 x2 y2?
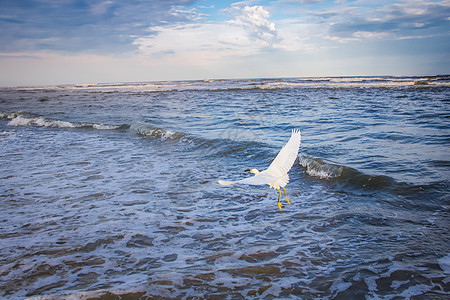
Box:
218 180 236 186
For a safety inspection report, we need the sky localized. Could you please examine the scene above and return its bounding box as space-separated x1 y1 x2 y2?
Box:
0 0 449 86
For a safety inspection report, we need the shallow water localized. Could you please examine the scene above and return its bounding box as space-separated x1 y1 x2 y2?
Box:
0 76 449 299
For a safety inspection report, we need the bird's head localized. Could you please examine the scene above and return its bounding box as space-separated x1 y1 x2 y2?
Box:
245 169 260 175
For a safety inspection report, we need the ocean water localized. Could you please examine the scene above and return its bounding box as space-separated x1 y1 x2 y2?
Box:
0 76 449 299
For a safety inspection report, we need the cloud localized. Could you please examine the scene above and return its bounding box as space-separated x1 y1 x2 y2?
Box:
134 4 285 63
1 0 449 86
227 5 280 46
324 0 450 42
0 0 198 53
3 0 447 57
90 1 114 15
133 23 259 64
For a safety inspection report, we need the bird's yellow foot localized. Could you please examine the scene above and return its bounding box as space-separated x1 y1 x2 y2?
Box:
276 189 283 211
283 187 291 205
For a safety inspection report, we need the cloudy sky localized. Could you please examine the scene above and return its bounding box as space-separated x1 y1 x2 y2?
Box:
0 0 449 86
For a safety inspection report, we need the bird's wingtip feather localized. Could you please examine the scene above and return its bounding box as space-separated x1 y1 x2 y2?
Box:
291 128 301 138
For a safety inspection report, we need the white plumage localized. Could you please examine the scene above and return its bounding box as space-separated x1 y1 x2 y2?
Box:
218 129 301 210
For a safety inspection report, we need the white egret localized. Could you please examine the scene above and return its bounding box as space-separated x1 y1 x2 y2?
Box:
218 129 301 211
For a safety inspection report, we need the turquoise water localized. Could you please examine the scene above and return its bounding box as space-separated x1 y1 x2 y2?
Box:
0 76 449 298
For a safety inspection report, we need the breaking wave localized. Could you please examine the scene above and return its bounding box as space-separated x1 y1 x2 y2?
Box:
297 155 448 203
132 123 186 141
8 115 77 128
298 155 396 190
1 112 129 130
1 112 198 144
14 75 449 93
2 111 442 197
298 155 344 179
297 154 447 204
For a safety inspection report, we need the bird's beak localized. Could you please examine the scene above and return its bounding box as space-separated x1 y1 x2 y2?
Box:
244 169 251 173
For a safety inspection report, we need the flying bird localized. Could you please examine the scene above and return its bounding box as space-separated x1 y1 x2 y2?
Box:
218 129 301 211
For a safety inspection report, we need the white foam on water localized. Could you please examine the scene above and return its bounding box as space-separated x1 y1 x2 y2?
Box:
330 278 352 297
365 276 379 292
438 254 450 274
6 114 124 131
391 280 410 289
383 262 428 278
394 284 434 299
298 156 344 179
92 123 121 130
0 111 23 119
260 283 282 298
306 167 336 179
250 77 450 90
132 123 184 141
5 76 449 95
8 116 76 128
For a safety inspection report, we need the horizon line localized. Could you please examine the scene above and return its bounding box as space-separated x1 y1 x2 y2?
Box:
1 74 449 89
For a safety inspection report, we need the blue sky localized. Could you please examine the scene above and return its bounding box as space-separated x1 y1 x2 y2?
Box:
0 0 449 86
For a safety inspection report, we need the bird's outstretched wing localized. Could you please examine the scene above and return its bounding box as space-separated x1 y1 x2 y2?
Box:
218 173 276 186
236 172 278 186
265 129 301 177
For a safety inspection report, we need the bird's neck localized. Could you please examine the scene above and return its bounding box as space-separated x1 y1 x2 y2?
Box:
252 169 260 175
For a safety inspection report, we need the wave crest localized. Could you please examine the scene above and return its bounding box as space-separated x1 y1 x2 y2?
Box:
2 112 128 130
8 115 76 128
298 155 397 190
132 124 185 141
298 155 344 179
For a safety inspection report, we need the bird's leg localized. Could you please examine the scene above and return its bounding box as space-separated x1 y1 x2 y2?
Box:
276 189 282 211
283 187 291 205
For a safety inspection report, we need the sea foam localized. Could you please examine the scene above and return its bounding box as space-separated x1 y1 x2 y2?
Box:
8 116 76 128
438 254 450 274
5 114 124 131
298 155 344 179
